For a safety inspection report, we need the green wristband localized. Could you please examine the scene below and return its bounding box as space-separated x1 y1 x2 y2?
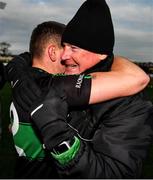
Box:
51 136 80 165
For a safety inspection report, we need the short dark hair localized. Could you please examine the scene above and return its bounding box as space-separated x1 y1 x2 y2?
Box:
30 21 65 58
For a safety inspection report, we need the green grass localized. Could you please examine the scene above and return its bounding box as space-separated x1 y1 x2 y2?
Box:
0 84 153 178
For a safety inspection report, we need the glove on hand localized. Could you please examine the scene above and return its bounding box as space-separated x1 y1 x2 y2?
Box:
6 52 41 112
30 87 75 151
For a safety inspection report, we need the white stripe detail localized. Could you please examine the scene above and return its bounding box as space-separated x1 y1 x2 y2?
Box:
31 104 43 116
11 79 19 88
77 133 93 142
67 123 93 142
8 67 13 74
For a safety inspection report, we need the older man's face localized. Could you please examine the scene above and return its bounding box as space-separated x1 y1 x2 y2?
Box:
61 43 102 75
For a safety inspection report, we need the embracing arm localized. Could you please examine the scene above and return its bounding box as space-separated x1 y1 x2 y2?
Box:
6 52 149 109
89 56 150 104
52 56 149 106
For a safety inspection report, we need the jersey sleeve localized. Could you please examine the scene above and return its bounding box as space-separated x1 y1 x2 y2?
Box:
51 74 92 107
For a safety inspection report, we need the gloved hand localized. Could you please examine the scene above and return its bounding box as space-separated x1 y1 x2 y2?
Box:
6 52 41 112
30 87 75 151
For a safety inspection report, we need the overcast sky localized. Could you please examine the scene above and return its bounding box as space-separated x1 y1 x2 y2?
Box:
0 0 153 62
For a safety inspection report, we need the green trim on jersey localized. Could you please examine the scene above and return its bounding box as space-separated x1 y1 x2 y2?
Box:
52 73 92 79
84 74 92 79
51 136 80 165
13 122 45 160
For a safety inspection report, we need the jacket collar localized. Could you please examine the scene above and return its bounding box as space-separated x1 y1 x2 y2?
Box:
84 54 114 74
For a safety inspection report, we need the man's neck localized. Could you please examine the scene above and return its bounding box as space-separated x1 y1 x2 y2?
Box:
32 58 53 74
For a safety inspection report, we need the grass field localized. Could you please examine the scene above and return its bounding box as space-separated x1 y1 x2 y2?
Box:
0 83 153 178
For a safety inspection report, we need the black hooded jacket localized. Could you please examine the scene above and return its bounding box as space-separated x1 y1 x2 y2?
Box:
52 56 153 178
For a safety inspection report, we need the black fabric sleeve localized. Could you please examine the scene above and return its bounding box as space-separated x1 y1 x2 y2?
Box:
53 94 153 178
6 52 31 82
51 74 92 107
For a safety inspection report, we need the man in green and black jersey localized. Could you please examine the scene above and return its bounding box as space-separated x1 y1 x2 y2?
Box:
7 20 150 178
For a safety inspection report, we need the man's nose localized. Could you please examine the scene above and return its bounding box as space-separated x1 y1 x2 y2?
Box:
61 50 66 60
61 49 69 61
61 51 67 66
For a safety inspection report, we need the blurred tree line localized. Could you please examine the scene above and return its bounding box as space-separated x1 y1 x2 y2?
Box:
0 42 11 56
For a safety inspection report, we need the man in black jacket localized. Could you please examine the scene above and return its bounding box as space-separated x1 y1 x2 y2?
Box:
6 20 149 178
28 0 153 178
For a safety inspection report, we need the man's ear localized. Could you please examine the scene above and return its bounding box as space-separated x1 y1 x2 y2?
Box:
48 45 56 62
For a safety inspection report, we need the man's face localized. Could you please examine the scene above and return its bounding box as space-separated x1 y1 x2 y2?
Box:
61 43 102 75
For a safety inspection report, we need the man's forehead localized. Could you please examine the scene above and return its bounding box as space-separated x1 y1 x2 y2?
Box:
63 43 80 49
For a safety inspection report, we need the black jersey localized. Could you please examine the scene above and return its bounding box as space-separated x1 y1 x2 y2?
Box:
10 67 91 178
